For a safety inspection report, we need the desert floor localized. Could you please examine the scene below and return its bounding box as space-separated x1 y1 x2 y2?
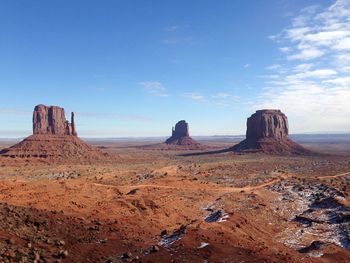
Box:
0 139 350 262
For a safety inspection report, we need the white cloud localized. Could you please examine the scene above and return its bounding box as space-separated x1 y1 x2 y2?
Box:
261 0 350 132
182 91 240 107
139 81 169 97
294 69 337 79
334 36 350 49
212 92 231 99
182 92 205 101
266 64 281 70
274 0 350 61
323 76 350 85
293 63 313 72
286 27 311 41
287 47 324 60
244 63 250 68
164 25 180 32
279 47 291 52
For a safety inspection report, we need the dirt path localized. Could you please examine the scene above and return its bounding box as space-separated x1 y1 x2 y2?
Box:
93 174 290 193
319 171 350 179
93 170 350 194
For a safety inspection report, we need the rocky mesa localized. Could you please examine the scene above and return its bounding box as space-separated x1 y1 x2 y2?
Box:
165 120 202 149
231 109 311 154
33 104 77 136
0 104 110 163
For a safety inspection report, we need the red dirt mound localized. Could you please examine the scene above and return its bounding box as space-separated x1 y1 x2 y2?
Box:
0 134 111 162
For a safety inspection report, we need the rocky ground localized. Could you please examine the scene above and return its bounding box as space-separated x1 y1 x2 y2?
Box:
0 140 350 262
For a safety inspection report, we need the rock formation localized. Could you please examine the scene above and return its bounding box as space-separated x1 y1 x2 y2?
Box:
33 105 77 136
0 104 110 162
231 110 310 154
165 120 202 148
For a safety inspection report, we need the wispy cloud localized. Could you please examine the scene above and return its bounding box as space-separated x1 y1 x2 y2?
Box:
164 25 180 32
182 92 205 101
266 64 282 70
0 108 31 115
279 47 291 52
278 0 350 61
244 63 250 68
261 0 350 132
162 24 194 45
182 91 240 107
138 81 169 97
162 36 194 45
77 112 151 122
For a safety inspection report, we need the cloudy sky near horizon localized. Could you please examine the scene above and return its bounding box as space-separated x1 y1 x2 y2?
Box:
1 0 350 137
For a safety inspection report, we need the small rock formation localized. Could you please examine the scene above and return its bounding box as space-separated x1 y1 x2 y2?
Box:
232 110 310 154
0 104 110 162
165 120 201 147
171 120 189 138
33 105 77 136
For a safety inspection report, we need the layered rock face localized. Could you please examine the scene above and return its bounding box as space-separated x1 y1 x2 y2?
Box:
33 105 77 136
0 104 110 162
165 120 201 148
171 120 190 138
246 110 288 141
232 110 310 154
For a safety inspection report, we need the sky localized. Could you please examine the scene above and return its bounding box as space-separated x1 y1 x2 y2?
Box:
1 0 350 138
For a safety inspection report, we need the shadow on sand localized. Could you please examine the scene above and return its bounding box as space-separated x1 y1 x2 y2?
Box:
178 147 236 157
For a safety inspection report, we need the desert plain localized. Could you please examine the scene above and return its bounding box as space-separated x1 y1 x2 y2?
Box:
0 136 350 263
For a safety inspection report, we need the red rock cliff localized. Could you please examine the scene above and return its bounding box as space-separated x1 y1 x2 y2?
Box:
33 105 77 136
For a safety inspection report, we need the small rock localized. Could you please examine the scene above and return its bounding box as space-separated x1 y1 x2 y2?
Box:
34 252 40 261
57 240 65 246
122 252 132 259
150 245 159 253
60 250 68 258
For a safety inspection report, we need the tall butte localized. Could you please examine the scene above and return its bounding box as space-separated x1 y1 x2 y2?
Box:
33 104 77 136
0 104 109 162
231 109 310 154
165 120 202 148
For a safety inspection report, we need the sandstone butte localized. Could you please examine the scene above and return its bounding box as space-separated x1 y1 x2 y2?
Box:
231 109 311 154
0 104 110 162
165 120 202 147
33 104 77 136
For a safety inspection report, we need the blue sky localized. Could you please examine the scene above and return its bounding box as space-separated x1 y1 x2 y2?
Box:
1 0 350 137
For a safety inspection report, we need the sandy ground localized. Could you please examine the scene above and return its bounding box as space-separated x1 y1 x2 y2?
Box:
0 140 350 262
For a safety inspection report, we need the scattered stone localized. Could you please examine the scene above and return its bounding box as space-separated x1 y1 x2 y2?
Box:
159 225 187 248
204 210 229 223
121 251 132 259
127 188 139 195
298 241 323 253
198 242 209 249
150 245 160 253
